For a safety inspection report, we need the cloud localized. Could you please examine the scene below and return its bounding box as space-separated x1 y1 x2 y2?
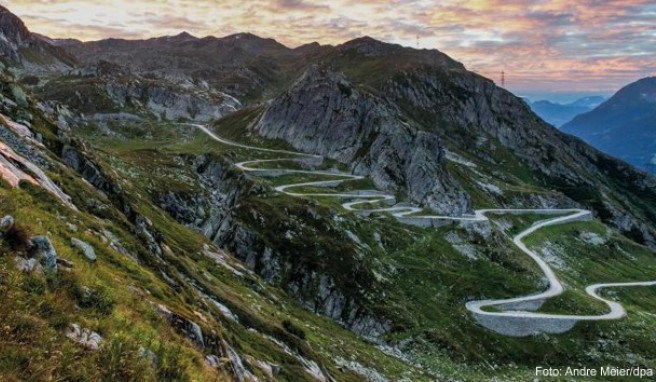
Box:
0 0 654 93
274 0 329 11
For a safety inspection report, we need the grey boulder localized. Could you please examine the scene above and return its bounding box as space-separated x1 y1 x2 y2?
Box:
71 238 97 262
65 323 102 350
0 215 14 233
30 236 57 273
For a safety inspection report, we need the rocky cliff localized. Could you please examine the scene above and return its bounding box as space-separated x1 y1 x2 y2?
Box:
34 62 241 123
157 153 392 338
302 38 656 249
254 65 470 215
0 5 75 74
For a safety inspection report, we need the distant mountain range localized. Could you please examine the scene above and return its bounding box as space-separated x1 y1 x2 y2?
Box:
527 96 605 127
562 77 656 173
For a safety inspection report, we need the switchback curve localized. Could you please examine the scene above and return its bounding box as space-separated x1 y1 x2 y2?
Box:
190 123 656 336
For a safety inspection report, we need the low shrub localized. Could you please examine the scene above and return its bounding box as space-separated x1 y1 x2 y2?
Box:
3 223 31 252
73 285 116 315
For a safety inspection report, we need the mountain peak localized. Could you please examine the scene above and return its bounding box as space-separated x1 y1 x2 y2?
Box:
0 4 76 70
171 31 197 40
346 35 380 43
225 32 259 39
338 36 403 57
0 4 32 48
562 76 656 172
615 76 656 104
341 36 389 48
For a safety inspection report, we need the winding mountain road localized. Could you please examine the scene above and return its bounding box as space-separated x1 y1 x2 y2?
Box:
192 124 656 336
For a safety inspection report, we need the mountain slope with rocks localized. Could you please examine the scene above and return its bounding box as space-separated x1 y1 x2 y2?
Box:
253 65 470 215
562 77 656 173
35 60 241 125
56 32 312 101
0 7 429 382
241 38 656 249
0 5 76 74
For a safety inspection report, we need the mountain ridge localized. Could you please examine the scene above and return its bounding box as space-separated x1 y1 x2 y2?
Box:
527 96 605 127
23 14 656 249
562 77 656 173
0 4 76 73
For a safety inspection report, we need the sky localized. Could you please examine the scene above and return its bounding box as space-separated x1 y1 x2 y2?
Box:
1 0 655 98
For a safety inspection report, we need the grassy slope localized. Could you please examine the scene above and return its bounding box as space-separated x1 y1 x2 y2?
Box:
0 72 425 380
33 50 653 378
54 123 429 381
77 116 656 381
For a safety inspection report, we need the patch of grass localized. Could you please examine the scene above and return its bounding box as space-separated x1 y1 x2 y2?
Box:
22 274 46 295
73 284 117 315
282 319 306 340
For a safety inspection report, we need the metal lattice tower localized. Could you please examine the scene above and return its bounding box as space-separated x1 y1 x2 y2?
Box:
501 71 505 87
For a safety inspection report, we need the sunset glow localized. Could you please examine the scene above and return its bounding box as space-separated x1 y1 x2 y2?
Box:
2 0 655 94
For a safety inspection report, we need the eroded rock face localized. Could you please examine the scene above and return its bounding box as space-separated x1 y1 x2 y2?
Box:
158 154 250 242
156 304 205 350
61 145 114 193
157 155 392 338
254 65 470 215
0 4 74 73
103 80 240 122
62 144 166 257
0 139 75 209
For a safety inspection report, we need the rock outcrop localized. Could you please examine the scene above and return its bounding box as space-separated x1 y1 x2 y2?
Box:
103 79 239 122
0 215 14 233
0 5 75 74
65 323 103 350
254 65 470 215
30 236 57 273
71 238 96 262
156 304 205 350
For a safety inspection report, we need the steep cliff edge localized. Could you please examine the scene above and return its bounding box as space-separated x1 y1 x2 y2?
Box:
254 65 471 215
0 5 76 74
